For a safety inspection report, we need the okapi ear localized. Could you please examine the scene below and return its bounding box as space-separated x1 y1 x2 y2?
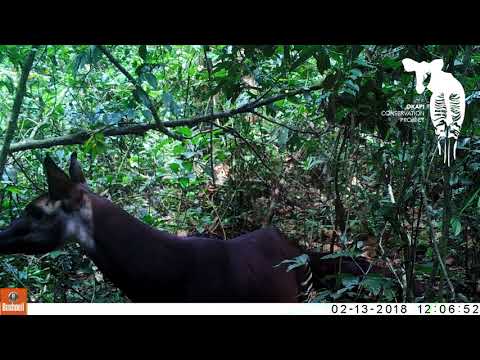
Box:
44 155 73 200
69 152 86 184
402 58 418 72
429 59 444 72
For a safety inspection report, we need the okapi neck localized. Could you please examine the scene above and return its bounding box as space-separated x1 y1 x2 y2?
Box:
84 193 187 300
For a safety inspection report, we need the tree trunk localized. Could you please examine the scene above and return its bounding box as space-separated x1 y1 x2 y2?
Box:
0 46 38 181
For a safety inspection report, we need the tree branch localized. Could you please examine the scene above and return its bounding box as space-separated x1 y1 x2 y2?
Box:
96 45 182 140
0 46 38 178
8 83 324 153
9 124 156 153
159 83 323 127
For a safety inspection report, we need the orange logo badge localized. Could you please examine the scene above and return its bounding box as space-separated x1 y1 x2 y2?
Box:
0 288 28 315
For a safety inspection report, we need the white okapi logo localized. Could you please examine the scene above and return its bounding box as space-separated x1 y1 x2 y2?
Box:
402 58 465 166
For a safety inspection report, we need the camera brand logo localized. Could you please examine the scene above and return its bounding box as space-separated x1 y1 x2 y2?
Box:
402 58 466 166
0 288 28 315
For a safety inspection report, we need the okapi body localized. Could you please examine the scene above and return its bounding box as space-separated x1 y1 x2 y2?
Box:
0 153 375 302
83 191 306 302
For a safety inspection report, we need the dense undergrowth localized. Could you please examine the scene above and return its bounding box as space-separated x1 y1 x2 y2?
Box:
1 45 480 302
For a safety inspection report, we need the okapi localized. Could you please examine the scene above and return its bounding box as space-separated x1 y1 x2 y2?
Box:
0 153 377 302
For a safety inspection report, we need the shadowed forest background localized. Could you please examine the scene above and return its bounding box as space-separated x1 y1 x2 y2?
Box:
1 45 480 303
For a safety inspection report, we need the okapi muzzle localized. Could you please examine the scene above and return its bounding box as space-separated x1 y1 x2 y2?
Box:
0 153 378 302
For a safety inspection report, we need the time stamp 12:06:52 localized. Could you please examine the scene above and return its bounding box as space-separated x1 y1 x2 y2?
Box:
330 304 480 315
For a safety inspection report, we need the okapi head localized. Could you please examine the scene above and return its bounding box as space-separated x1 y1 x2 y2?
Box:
402 58 444 94
0 153 94 255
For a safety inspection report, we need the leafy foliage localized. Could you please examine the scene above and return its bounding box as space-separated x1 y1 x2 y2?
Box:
1 45 480 302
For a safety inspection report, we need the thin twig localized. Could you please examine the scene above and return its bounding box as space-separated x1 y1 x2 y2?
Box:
422 198 456 301
96 45 182 140
377 224 406 294
10 153 44 193
211 121 275 174
252 110 329 136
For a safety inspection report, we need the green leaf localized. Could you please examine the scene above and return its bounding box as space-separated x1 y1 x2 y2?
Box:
48 250 68 259
176 127 193 137
87 45 101 66
331 287 351 300
183 151 196 160
144 72 158 89
142 109 153 120
415 262 433 274
162 92 175 111
142 213 155 225
0 76 14 94
303 156 322 171
354 58 376 69
83 133 106 157
169 163 180 173
290 46 318 70
383 57 401 70
449 174 459 185
312 290 331 302
274 254 309 272
173 144 186 156
139 45 147 61
178 177 189 189
214 69 228 79
5 185 20 194
286 95 300 104
383 288 396 301
335 107 349 122
83 132 106 157
460 186 480 214
450 217 462 236
72 52 87 77
361 275 384 296
183 161 193 172
341 274 360 288
133 88 150 107
469 162 480 171
350 68 362 79
345 80 360 93
344 88 358 97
